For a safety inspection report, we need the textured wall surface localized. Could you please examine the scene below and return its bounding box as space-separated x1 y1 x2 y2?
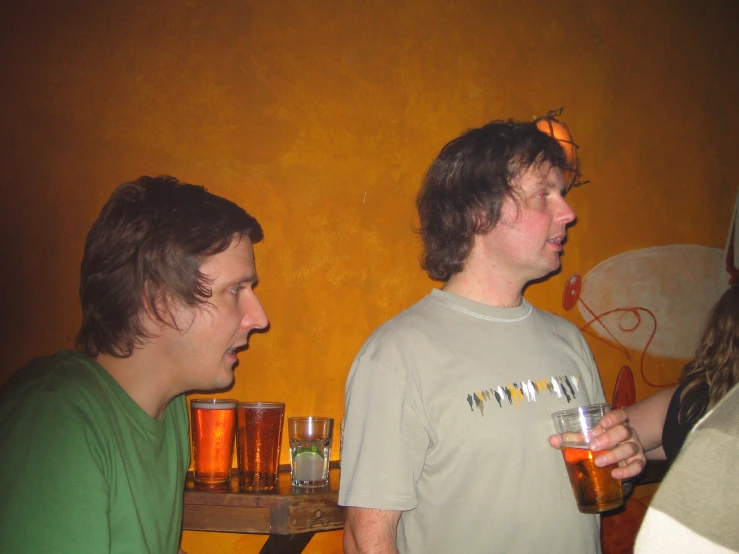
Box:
2 1 737 552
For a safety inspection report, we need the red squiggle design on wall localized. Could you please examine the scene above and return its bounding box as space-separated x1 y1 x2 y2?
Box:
563 274 675 389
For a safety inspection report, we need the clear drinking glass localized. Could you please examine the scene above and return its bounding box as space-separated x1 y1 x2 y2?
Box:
236 402 285 492
190 398 237 487
551 403 624 514
288 417 333 488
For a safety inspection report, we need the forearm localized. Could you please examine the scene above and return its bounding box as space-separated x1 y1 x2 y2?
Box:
343 507 400 554
624 385 677 457
644 445 666 461
344 529 399 554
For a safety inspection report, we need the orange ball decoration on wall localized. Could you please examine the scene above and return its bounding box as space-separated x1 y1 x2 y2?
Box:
534 107 587 190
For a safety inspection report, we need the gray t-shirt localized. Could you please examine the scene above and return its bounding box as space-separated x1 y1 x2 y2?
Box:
340 289 605 554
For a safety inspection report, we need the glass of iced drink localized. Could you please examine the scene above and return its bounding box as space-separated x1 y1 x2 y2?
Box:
288 417 333 488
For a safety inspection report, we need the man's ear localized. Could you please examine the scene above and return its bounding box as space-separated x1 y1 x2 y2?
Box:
141 282 180 332
471 206 492 235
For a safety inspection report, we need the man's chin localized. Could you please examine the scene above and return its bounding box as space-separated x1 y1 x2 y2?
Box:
527 262 562 284
220 370 236 389
208 369 235 392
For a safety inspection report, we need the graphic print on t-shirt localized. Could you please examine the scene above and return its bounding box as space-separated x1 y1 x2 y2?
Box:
465 375 580 417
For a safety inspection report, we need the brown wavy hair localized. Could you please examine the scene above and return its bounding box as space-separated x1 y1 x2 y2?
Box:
416 120 566 282
76 175 262 358
678 285 739 424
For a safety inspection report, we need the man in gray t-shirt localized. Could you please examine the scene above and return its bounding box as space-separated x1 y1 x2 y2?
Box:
340 120 646 554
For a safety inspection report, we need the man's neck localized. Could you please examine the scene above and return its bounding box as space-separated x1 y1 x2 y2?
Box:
96 350 178 420
444 256 526 308
443 271 524 308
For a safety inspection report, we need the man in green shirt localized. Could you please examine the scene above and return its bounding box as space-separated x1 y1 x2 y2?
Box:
0 175 269 553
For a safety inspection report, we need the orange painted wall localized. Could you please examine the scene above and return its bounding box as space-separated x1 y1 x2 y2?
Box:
1 1 737 552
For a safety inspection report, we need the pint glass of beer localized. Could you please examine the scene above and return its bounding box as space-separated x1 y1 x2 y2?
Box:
190 398 237 487
551 403 624 514
236 402 285 492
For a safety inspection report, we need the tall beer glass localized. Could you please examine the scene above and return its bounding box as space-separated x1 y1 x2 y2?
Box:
236 402 285 491
190 398 237 487
551 403 624 514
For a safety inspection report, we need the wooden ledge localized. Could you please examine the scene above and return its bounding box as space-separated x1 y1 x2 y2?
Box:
183 463 345 535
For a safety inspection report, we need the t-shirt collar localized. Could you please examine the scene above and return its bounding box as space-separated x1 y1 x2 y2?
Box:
428 288 533 322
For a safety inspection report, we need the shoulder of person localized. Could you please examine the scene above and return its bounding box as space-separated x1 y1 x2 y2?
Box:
692 382 739 434
20 351 106 392
1 351 115 420
0 352 115 465
528 305 594 358
360 295 435 344
530 304 581 333
347 295 444 381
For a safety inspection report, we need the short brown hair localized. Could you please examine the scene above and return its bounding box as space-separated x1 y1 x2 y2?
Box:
417 120 566 281
76 175 263 358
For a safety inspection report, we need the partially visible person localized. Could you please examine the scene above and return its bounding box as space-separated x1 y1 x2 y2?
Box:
626 285 739 463
340 120 645 554
0 176 269 553
634 380 739 553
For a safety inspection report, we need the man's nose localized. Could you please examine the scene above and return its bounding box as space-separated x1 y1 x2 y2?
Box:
558 197 576 224
242 296 269 330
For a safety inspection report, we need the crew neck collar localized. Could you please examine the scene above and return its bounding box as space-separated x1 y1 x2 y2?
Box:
83 353 169 433
428 288 533 322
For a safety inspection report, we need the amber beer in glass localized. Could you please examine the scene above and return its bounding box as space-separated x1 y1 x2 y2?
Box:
190 399 237 486
236 402 285 491
552 403 624 514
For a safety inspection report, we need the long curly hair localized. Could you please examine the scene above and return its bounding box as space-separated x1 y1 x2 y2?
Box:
678 285 739 424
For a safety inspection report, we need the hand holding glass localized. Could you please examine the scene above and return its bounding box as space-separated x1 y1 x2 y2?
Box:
551 403 624 514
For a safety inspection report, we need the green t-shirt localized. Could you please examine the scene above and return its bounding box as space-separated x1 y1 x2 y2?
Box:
0 351 190 554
